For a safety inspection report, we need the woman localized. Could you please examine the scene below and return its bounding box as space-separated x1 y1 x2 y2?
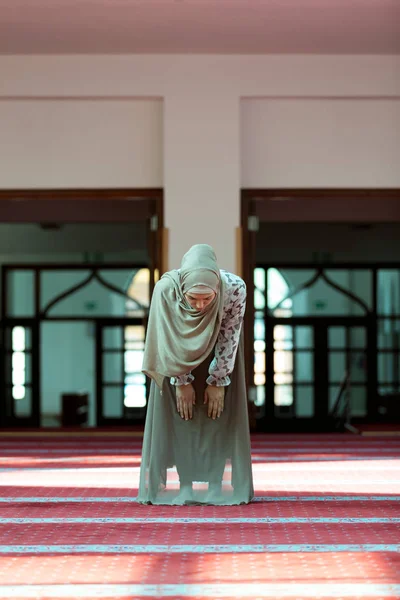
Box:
138 243 254 505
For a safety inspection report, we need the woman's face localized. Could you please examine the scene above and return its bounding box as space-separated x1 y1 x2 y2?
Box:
184 291 216 311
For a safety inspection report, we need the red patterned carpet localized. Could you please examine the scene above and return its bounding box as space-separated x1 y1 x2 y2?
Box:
0 432 399 599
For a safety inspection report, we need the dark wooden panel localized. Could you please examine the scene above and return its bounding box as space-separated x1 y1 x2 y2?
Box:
0 189 162 223
242 189 400 222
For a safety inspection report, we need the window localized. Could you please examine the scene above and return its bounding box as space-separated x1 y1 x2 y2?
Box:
254 268 293 407
124 268 149 408
12 326 26 400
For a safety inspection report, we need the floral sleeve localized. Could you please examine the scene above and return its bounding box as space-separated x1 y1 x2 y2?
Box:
170 372 194 386
206 273 246 387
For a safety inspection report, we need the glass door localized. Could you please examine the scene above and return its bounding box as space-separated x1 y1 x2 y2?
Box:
0 320 39 427
255 265 375 431
96 319 147 426
270 322 315 421
327 324 370 420
263 318 370 431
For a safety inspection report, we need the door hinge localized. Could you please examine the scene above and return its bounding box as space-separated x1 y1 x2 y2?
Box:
248 215 259 232
150 215 158 232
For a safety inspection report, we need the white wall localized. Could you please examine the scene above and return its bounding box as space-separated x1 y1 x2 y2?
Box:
241 99 400 187
0 99 163 188
1 55 399 272
164 92 240 270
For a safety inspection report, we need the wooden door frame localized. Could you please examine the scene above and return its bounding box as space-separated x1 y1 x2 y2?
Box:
240 188 400 428
0 188 163 428
0 188 164 285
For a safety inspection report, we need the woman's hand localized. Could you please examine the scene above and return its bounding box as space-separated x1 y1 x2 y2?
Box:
204 385 225 419
176 383 196 420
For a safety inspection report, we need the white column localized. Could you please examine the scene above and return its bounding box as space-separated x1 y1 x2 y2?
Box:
164 90 240 273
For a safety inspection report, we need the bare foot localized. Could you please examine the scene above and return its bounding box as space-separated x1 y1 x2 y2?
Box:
206 483 224 503
175 484 193 504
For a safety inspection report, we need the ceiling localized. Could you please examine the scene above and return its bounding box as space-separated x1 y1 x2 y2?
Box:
0 0 399 55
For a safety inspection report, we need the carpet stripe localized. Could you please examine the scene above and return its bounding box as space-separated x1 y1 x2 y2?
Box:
1 495 400 502
1 446 400 453
1 544 399 554
2 470 400 482
0 583 399 598
2 517 400 524
1 456 400 465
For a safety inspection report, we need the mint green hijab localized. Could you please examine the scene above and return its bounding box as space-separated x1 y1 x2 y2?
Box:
142 244 225 389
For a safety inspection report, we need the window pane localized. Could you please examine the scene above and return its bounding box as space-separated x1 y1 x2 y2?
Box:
274 325 293 342
103 327 123 349
255 385 265 407
329 352 346 383
350 352 367 383
274 351 293 374
295 352 314 382
12 352 25 371
329 385 341 413
378 270 400 316
328 327 346 349
254 318 265 341
6 327 32 351
24 328 32 351
24 353 31 383
12 327 25 352
274 340 293 351
13 386 32 417
125 373 146 385
350 327 367 349
103 352 123 383
12 369 25 386
103 386 123 418
378 353 396 384
327 270 372 311
254 340 265 352
124 350 144 374
255 351 265 375
125 268 150 316
295 386 314 417
254 373 266 386
349 386 367 417
12 385 25 400
276 269 370 317
330 385 367 417
254 268 266 293
41 269 146 317
274 385 293 406
41 270 90 312
378 320 400 348
7 271 35 317
124 384 146 408
294 326 313 349
274 373 293 385
267 268 291 310
124 325 145 350
254 289 265 310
